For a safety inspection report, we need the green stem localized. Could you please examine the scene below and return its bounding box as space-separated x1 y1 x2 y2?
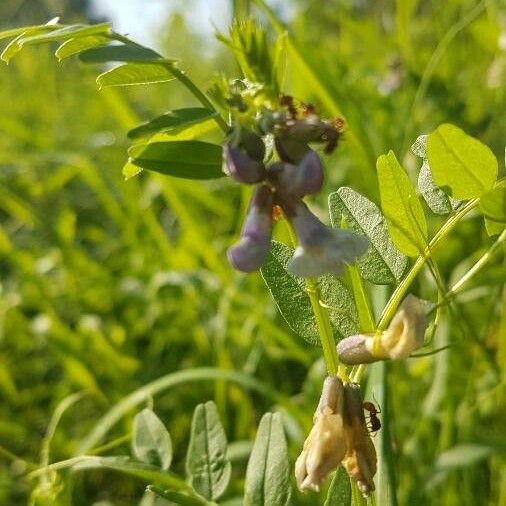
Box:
446 227 506 298
306 278 341 377
284 218 343 378
377 199 478 331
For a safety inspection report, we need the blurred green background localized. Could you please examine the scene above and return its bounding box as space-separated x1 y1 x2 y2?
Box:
0 1 505 505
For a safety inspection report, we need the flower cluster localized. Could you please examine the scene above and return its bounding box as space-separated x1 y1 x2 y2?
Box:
224 100 368 277
295 376 377 496
336 294 428 364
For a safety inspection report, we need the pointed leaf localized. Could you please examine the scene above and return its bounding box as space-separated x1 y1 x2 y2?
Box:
186 401 231 501
128 141 223 180
260 241 358 345
19 23 111 45
79 43 164 63
1 26 58 62
128 108 218 140
329 187 407 284
55 35 110 60
377 151 428 257
324 467 352 506
244 412 291 506
427 124 498 199
97 62 176 87
132 409 173 470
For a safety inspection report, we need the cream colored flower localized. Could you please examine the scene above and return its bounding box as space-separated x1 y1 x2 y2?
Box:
295 376 347 492
336 294 427 364
342 383 377 497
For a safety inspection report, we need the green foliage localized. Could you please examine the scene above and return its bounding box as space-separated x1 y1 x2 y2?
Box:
329 187 408 284
132 409 173 470
427 124 498 199
377 151 428 256
186 401 231 501
244 412 291 506
324 468 351 506
0 1 505 505
261 241 358 344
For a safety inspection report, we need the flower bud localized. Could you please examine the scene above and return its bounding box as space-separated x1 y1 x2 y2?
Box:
268 150 324 199
342 383 377 497
279 198 368 278
295 376 347 492
336 295 427 364
223 144 266 184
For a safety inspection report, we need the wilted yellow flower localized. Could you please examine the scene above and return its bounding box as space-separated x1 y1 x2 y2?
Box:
342 383 377 496
295 376 347 492
336 294 427 364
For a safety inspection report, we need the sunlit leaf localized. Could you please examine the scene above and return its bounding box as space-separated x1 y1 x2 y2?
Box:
19 23 111 45
128 108 218 140
244 412 291 506
128 140 223 179
132 409 172 470
329 187 408 284
479 181 506 223
377 151 428 256
186 401 231 501
1 26 57 62
55 35 110 60
97 62 176 87
427 124 498 199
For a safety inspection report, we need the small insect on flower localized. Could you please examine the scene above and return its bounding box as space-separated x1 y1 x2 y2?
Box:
362 400 381 434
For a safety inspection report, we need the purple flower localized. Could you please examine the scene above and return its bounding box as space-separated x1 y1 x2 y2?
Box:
223 144 266 184
227 184 274 272
268 150 324 199
280 197 369 278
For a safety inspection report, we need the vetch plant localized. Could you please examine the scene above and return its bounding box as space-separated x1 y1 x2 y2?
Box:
1 10 505 506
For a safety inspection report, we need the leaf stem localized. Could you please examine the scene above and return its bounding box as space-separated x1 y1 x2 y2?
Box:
306 278 341 377
377 199 478 331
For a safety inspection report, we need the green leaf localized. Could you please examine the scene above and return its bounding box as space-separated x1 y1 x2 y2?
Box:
186 401 231 501
244 412 291 506
260 241 358 345
96 62 176 87
128 108 218 140
479 181 506 223
79 43 164 63
128 141 224 180
72 456 186 490
1 26 58 63
324 467 352 506
377 151 428 257
19 23 111 45
148 485 209 506
427 124 498 199
329 187 408 285
412 135 460 215
0 24 59 42
55 35 110 60
132 409 173 470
